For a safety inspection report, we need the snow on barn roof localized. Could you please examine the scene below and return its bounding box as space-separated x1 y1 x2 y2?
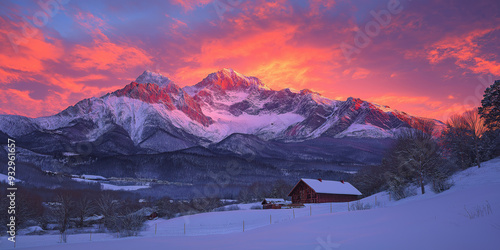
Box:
262 198 286 204
300 178 362 196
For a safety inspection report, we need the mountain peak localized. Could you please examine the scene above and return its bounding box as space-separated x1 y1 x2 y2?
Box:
135 70 174 88
203 68 270 91
219 68 237 74
218 68 246 77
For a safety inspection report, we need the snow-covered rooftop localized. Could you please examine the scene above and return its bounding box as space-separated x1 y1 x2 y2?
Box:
300 178 362 195
262 198 287 204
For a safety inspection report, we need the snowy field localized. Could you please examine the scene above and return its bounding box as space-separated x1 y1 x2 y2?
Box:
71 176 150 191
1 157 500 249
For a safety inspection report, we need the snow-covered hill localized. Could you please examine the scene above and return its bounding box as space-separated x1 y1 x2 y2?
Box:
0 69 444 155
3 157 499 249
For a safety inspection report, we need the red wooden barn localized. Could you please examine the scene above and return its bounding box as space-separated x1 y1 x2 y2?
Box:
288 178 362 203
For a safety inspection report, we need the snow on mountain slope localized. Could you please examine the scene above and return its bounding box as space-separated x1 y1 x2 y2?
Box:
4 157 499 249
199 107 303 142
0 69 445 154
184 68 270 96
113 81 213 126
31 94 200 152
135 70 174 88
335 123 395 138
0 115 39 137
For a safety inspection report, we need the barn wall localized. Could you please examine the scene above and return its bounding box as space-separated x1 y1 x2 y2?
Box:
290 181 360 203
317 193 359 203
290 181 318 203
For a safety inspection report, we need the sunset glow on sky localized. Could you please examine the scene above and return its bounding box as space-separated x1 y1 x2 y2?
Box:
1 0 499 121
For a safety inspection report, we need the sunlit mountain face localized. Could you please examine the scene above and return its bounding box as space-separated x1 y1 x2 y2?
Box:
0 69 444 156
0 68 444 196
1 0 499 122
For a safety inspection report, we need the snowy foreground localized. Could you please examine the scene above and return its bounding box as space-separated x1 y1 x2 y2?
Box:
2 158 500 249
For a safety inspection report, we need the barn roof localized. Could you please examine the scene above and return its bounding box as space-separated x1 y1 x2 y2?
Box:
289 178 362 196
262 198 286 203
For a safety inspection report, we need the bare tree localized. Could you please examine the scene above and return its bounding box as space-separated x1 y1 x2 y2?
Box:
445 114 475 168
95 193 121 229
75 196 94 228
269 179 294 199
462 109 487 168
115 209 147 237
384 120 442 196
446 109 487 168
52 194 74 243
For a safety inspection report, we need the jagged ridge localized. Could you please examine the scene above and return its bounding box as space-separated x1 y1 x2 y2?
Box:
0 69 444 155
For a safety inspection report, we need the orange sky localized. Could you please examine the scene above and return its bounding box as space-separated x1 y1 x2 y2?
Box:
1 0 499 122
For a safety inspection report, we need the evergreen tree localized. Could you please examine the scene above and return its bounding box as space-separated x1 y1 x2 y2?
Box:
479 80 500 130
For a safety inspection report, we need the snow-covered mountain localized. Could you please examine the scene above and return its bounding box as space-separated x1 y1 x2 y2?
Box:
0 69 444 155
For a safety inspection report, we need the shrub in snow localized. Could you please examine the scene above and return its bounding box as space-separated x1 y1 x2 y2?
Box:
212 207 225 212
109 213 147 237
44 223 58 230
431 178 454 193
350 201 371 211
213 204 240 212
19 226 45 235
464 201 493 219
250 205 263 210
226 205 240 211
390 184 417 201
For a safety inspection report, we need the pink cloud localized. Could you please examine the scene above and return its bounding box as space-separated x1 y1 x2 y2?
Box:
69 11 152 72
0 89 61 117
308 0 336 16
0 16 64 83
70 41 152 72
426 26 500 75
351 68 371 80
172 23 339 90
0 11 152 117
171 0 213 11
